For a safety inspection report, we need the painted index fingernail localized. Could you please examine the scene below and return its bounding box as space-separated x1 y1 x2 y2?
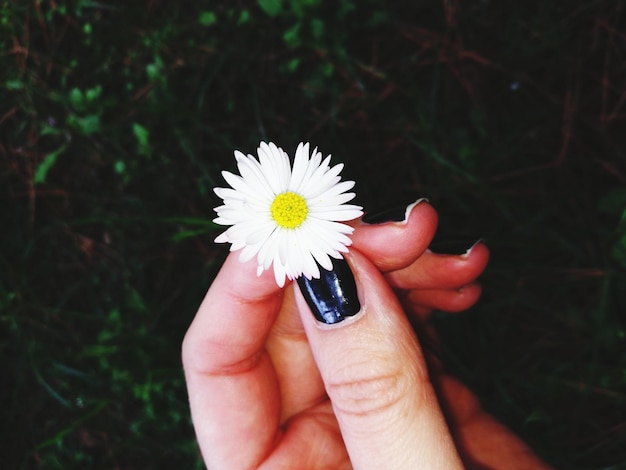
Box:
296 257 361 325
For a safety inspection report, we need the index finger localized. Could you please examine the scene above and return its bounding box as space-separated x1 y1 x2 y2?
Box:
182 252 284 468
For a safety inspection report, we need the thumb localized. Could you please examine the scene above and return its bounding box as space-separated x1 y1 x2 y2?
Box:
294 250 462 470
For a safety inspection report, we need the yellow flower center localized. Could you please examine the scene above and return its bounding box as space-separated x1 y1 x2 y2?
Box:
270 191 308 229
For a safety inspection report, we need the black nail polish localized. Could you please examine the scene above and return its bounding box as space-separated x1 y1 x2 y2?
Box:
362 198 428 224
428 236 484 255
297 257 361 325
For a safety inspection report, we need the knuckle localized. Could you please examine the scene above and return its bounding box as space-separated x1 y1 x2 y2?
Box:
326 358 412 417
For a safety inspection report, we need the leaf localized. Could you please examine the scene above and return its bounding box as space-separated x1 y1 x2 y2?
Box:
237 9 250 25
283 22 301 47
133 122 151 157
85 84 102 102
170 228 213 242
69 87 84 111
286 57 300 72
258 0 282 17
198 11 217 26
5 79 23 90
146 56 164 82
34 145 67 184
310 18 324 40
67 114 100 135
146 63 159 81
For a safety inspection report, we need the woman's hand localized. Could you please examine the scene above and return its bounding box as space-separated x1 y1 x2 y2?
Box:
182 200 549 469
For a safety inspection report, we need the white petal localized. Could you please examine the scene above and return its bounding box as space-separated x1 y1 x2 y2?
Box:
239 242 261 263
292 145 322 194
288 142 310 193
214 232 229 243
301 157 338 193
277 228 289 265
221 171 261 201
307 219 353 250
230 240 246 251
311 249 333 272
273 259 287 287
309 192 356 207
293 231 321 279
310 207 364 221
245 221 276 245
258 142 290 194
236 154 276 201
214 187 238 200
301 179 355 200
257 228 283 270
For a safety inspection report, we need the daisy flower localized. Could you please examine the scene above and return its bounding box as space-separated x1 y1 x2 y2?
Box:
213 141 363 287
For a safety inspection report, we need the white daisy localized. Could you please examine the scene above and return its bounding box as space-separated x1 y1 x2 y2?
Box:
213 141 363 287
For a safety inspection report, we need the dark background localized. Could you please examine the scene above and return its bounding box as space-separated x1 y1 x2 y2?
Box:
2 0 625 468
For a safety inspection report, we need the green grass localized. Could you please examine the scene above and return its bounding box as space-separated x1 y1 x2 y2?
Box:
2 0 625 468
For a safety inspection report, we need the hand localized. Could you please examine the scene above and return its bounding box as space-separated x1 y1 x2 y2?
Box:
182 200 549 469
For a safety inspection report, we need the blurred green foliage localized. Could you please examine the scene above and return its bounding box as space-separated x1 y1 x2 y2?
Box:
1 0 625 468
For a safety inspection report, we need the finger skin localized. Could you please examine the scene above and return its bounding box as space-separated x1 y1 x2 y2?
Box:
405 283 483 316
295 249 463 470
266 288 326 423
182 253 284 469
386 242 490 290
352 201 439 272
258 401 351 470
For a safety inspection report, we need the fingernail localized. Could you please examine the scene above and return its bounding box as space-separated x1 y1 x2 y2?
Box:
361 198 429 225
297 257 361 325
428 236 484 256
